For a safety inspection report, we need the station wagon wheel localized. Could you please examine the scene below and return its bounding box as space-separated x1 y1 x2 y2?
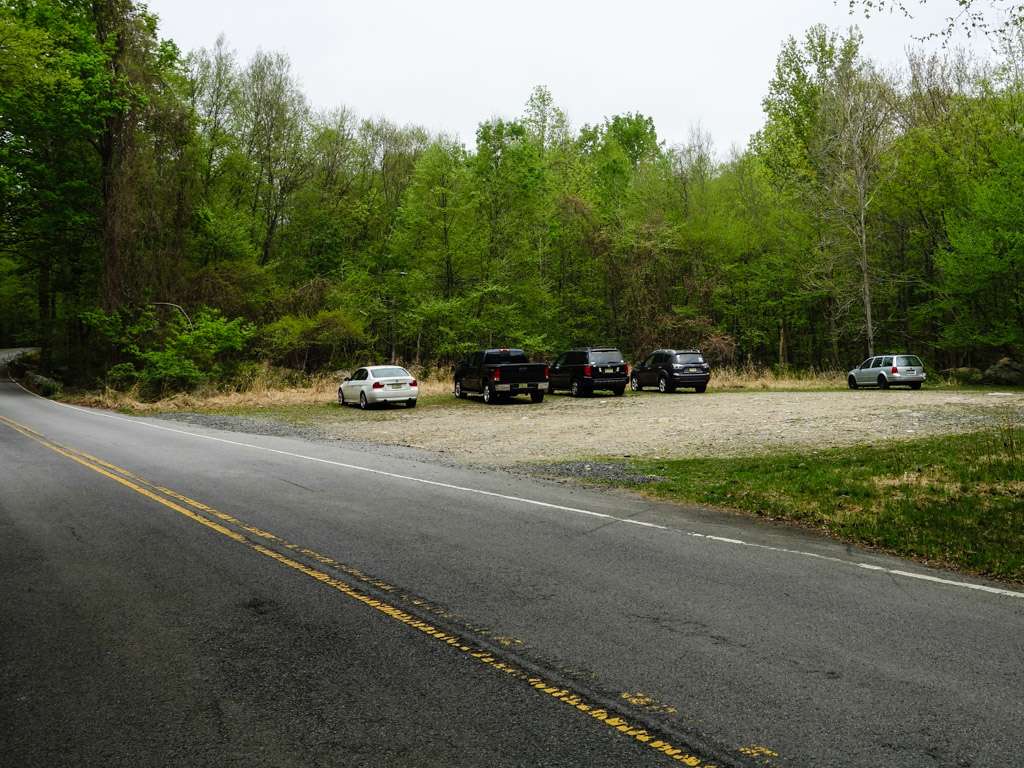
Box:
630 375 641 392
359 391 369 410
848 376 858 390
877 374 889 390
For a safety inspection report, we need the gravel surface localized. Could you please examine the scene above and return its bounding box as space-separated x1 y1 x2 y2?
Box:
155 389 1024 467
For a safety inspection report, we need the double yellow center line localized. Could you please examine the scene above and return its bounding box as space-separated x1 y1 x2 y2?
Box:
0 413 734 768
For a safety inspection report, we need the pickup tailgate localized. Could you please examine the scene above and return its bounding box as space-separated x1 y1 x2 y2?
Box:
489 363 547 384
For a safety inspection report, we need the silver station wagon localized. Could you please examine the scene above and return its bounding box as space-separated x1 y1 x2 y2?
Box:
848 355 926 390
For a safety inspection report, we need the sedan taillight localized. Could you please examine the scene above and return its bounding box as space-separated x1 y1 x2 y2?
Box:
372 381 384 389
409 379 418 387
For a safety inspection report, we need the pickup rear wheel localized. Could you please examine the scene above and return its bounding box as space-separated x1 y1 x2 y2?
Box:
530 392 544 403
483 385 495 404
454 380 466 399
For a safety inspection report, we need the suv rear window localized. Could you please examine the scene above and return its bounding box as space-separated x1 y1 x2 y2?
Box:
371 367 409 378
673 353 704 364
589 350 624 365
484 350 529 364
895 356 922 367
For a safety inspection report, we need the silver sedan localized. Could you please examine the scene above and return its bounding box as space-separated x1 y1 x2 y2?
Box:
339 366 419 409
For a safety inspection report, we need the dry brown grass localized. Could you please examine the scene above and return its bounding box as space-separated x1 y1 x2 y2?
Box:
62 363 846 412
64 365 454 412
710 364 844 391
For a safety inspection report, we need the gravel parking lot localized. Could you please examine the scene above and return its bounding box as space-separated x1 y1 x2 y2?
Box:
315 389 1024 465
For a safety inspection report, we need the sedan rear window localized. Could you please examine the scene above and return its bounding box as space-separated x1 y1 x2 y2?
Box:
370 367 410 378
484 350 529 364
673 353 704 364
895 356 922 367
590 350 624 365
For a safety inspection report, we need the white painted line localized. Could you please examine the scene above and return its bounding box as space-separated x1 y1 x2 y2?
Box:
7 379 1024 600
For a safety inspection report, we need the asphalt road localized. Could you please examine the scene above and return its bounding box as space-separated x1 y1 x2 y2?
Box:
1 367 1022 767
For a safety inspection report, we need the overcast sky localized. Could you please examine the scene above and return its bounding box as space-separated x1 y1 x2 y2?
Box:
148 0 984 153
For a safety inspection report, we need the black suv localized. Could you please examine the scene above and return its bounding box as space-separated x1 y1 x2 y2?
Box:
631 349 710 393
549 347 628 396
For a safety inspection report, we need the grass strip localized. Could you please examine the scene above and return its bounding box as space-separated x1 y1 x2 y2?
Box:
611 424 1024 581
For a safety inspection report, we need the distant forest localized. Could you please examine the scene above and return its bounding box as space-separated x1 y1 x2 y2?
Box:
2 1 1023 392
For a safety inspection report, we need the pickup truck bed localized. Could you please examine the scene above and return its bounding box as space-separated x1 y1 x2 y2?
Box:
453 349 549 404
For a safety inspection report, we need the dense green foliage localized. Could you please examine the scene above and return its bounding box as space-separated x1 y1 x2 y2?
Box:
2 2 1023 393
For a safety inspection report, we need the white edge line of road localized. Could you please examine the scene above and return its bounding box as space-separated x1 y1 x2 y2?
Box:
8 379 1023 600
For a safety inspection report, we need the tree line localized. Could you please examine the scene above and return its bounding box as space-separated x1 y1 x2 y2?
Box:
2 0 1022 392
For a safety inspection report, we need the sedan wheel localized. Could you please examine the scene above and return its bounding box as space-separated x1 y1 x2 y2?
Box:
630 375 641 392
338 388 346 405
359 391 369 410
848 376 858 390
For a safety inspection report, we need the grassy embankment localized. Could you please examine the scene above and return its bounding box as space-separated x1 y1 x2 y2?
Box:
63 363 1011 415
588 422 1024 582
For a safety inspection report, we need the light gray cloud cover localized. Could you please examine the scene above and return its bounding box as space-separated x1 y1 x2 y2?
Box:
149 0 982 152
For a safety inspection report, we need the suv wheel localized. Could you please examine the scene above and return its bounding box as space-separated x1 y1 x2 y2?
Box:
694 384 707 394
455 380 466 399
877 374 889 390
848 376 858 390
630 375 641 392
613 386 625 396
658 376 670 393
570 380 582 397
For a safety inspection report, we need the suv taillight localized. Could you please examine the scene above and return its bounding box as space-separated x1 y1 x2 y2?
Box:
583 364 592 377
624 363 630 375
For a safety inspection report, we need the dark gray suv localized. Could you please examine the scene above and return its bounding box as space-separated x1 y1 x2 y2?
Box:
631 349 711 393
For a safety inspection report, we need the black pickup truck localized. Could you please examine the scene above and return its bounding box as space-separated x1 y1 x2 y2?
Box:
453 349 549 404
